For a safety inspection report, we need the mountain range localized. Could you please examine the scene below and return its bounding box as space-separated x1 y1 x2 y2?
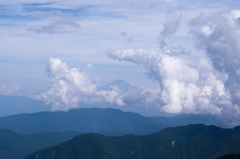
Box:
24 124 240 159
0 107 226 135
0 79 235 159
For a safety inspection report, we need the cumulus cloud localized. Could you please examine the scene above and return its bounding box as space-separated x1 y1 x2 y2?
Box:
107 49 229 115
37 58 152 111
96 86 126 106
189 10 240 126
36 58 97 111
27 18 81 34
198 58 213 70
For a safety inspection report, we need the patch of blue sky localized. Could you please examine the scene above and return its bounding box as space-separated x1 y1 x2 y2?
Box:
94 12 125 19
23 4 94 15
22 4 125 18
24 2 54 6
0 14 33 20
0 23 15 27
0 5 10 13
0 5 29 20
0 60 19 63
0 5 21 16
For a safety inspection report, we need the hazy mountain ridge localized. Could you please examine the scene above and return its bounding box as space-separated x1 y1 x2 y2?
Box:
24 124 240 159
0 107 226 135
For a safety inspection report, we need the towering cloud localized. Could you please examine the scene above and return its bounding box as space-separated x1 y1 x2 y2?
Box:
189 10 240 126
106 10 240 126
107 49 228 115
36 58 97 111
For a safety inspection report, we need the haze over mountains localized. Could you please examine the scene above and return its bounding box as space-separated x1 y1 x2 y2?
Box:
0 79 237 159
0 105 229 159
0 95 49 117
0 107 226 135
0 79 159 117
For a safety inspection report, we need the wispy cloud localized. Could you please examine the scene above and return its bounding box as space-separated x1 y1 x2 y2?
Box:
27 18 81 34
0 84 22 95
121 32 135 43
159 16 181 49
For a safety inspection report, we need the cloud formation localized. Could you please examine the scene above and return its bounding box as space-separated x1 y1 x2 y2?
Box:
107 49 229 116
36 58 152 111
121 32 134 43
27 19 81 34
189 10 240 126
159 16 181 49
36 58 97 111
96 85 150 106
105 9 240 126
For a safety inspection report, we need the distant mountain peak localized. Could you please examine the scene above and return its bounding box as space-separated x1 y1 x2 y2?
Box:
99 79 134 91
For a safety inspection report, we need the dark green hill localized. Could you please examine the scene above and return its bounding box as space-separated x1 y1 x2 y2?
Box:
216 154 240 159
24 124 240 159
0 107 226 135
0 129 80 159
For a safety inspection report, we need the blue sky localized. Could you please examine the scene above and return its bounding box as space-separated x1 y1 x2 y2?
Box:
1 0 240 126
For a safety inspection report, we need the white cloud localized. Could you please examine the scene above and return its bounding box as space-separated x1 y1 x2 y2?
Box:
107 49 229 115
96 85 150 106
96 86 126 106
198 58 213 70
188 10 240 126
35 58 97 111
36 58 153 111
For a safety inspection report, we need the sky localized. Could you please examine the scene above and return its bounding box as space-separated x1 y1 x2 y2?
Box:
1 0 240 126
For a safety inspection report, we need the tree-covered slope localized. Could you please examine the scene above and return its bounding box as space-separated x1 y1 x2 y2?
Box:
0 129 79 159
216 154 240 159
24 124 240 159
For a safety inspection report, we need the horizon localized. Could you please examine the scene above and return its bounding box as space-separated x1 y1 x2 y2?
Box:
1 0 240 127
